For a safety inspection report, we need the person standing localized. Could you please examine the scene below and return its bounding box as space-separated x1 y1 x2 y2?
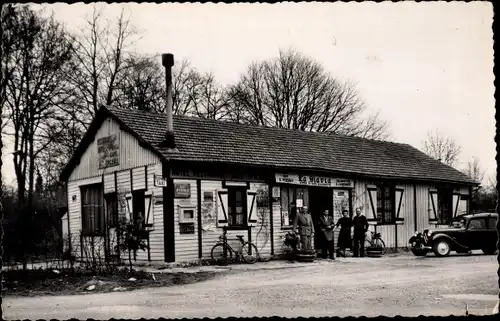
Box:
293 206 315 253
335 210 352 257
318 209 335 259
352 207 369 257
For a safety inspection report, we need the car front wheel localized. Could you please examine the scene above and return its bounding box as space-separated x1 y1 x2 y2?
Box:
433 239 451 257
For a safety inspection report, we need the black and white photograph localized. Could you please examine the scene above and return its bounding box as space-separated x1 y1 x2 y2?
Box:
1 1 497 319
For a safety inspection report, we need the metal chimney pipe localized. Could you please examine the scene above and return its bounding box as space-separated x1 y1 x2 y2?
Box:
161 53 175 148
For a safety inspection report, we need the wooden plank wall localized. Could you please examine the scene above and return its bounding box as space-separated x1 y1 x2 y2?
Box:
173 178 199 263
69 117 159 181
67 163 165 264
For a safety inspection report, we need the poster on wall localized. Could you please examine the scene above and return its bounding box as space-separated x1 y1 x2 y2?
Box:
201 191 216 231
98 135 119 169
333 190 349 221
272 186 280 199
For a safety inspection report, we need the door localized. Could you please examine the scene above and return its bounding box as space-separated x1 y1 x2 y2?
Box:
486 216 498 249
309 187 333 251
467 217 488 249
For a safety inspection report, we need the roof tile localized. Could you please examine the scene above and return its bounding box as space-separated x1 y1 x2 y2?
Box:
107 106 477 185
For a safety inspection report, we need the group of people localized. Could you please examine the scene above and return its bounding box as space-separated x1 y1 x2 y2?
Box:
291 204 369 259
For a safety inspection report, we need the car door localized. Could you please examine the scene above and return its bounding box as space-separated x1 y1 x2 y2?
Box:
487 216 498 249
467 218 488 249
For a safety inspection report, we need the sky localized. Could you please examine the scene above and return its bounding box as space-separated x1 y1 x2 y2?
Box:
1 2 495 186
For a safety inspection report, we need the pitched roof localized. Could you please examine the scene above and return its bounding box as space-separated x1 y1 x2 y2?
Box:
85 106 475 186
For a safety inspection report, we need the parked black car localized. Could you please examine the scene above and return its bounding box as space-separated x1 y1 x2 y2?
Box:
409 213 498 257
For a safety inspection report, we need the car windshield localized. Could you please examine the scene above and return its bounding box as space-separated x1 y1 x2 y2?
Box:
449 217 467 228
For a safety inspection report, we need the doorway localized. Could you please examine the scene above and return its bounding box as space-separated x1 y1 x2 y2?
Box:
308 187 333 251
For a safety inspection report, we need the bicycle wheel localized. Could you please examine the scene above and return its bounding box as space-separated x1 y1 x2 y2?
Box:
372 238 386 255
364 238 373 249
211 243 232 265
240 242 259 264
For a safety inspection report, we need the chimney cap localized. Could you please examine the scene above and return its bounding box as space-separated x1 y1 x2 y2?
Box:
162 53 174 67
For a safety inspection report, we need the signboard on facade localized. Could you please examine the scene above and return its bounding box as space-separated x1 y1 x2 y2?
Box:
179 223 195 234
174 183 191 198
97 135 119 169
275 173 354 188
154 175 168 187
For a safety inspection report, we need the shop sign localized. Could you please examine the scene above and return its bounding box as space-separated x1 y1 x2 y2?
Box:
335 178 354 188
275 173 354 188
97 135 119 169
275 173 299 184
174 183 191 198
154 175 168 187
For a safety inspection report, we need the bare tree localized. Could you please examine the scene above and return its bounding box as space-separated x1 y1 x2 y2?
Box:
117 54 165 112
118 55 228 119
65 4 139 126
226 48 390 139
191 72 229 120
4 6 73 207
0 4 23 197
462 157 485 184
422 129 461 168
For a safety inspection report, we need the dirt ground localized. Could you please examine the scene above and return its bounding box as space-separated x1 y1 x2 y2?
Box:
3 251 499 319
2 268 219 297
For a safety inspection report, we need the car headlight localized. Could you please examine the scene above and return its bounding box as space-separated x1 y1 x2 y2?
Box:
427 230 433 235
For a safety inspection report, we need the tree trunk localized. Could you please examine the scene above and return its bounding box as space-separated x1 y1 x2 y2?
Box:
27 132 35 209
128 249 132 272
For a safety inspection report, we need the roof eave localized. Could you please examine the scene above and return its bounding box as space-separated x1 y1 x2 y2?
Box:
167 159 479 186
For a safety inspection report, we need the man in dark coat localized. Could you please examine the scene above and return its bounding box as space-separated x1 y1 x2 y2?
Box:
352 207 369 257
335 209 352 257
293 206 315 253
318 209 335 259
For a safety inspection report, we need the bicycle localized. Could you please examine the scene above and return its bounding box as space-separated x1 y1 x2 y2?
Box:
210 227 259 265
364 230 386 255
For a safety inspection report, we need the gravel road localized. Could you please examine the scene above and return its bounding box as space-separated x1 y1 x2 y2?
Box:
3 252 498 319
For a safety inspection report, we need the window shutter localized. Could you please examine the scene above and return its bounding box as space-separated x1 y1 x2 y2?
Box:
217 189 228 227
247 191 257 227
452 194 460 218
145 195 154 229
429 191 438 222
367 188 378 221
126 195 133 223
395 188 404 224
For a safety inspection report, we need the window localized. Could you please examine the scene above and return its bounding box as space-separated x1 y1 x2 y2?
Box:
132 190 146 230
81 184 105 235
468 218 486 229
228 187 247 227
204 191 213 202
280 186 309 227
376 185 395 224
487 217 497 229
105 193 118 227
